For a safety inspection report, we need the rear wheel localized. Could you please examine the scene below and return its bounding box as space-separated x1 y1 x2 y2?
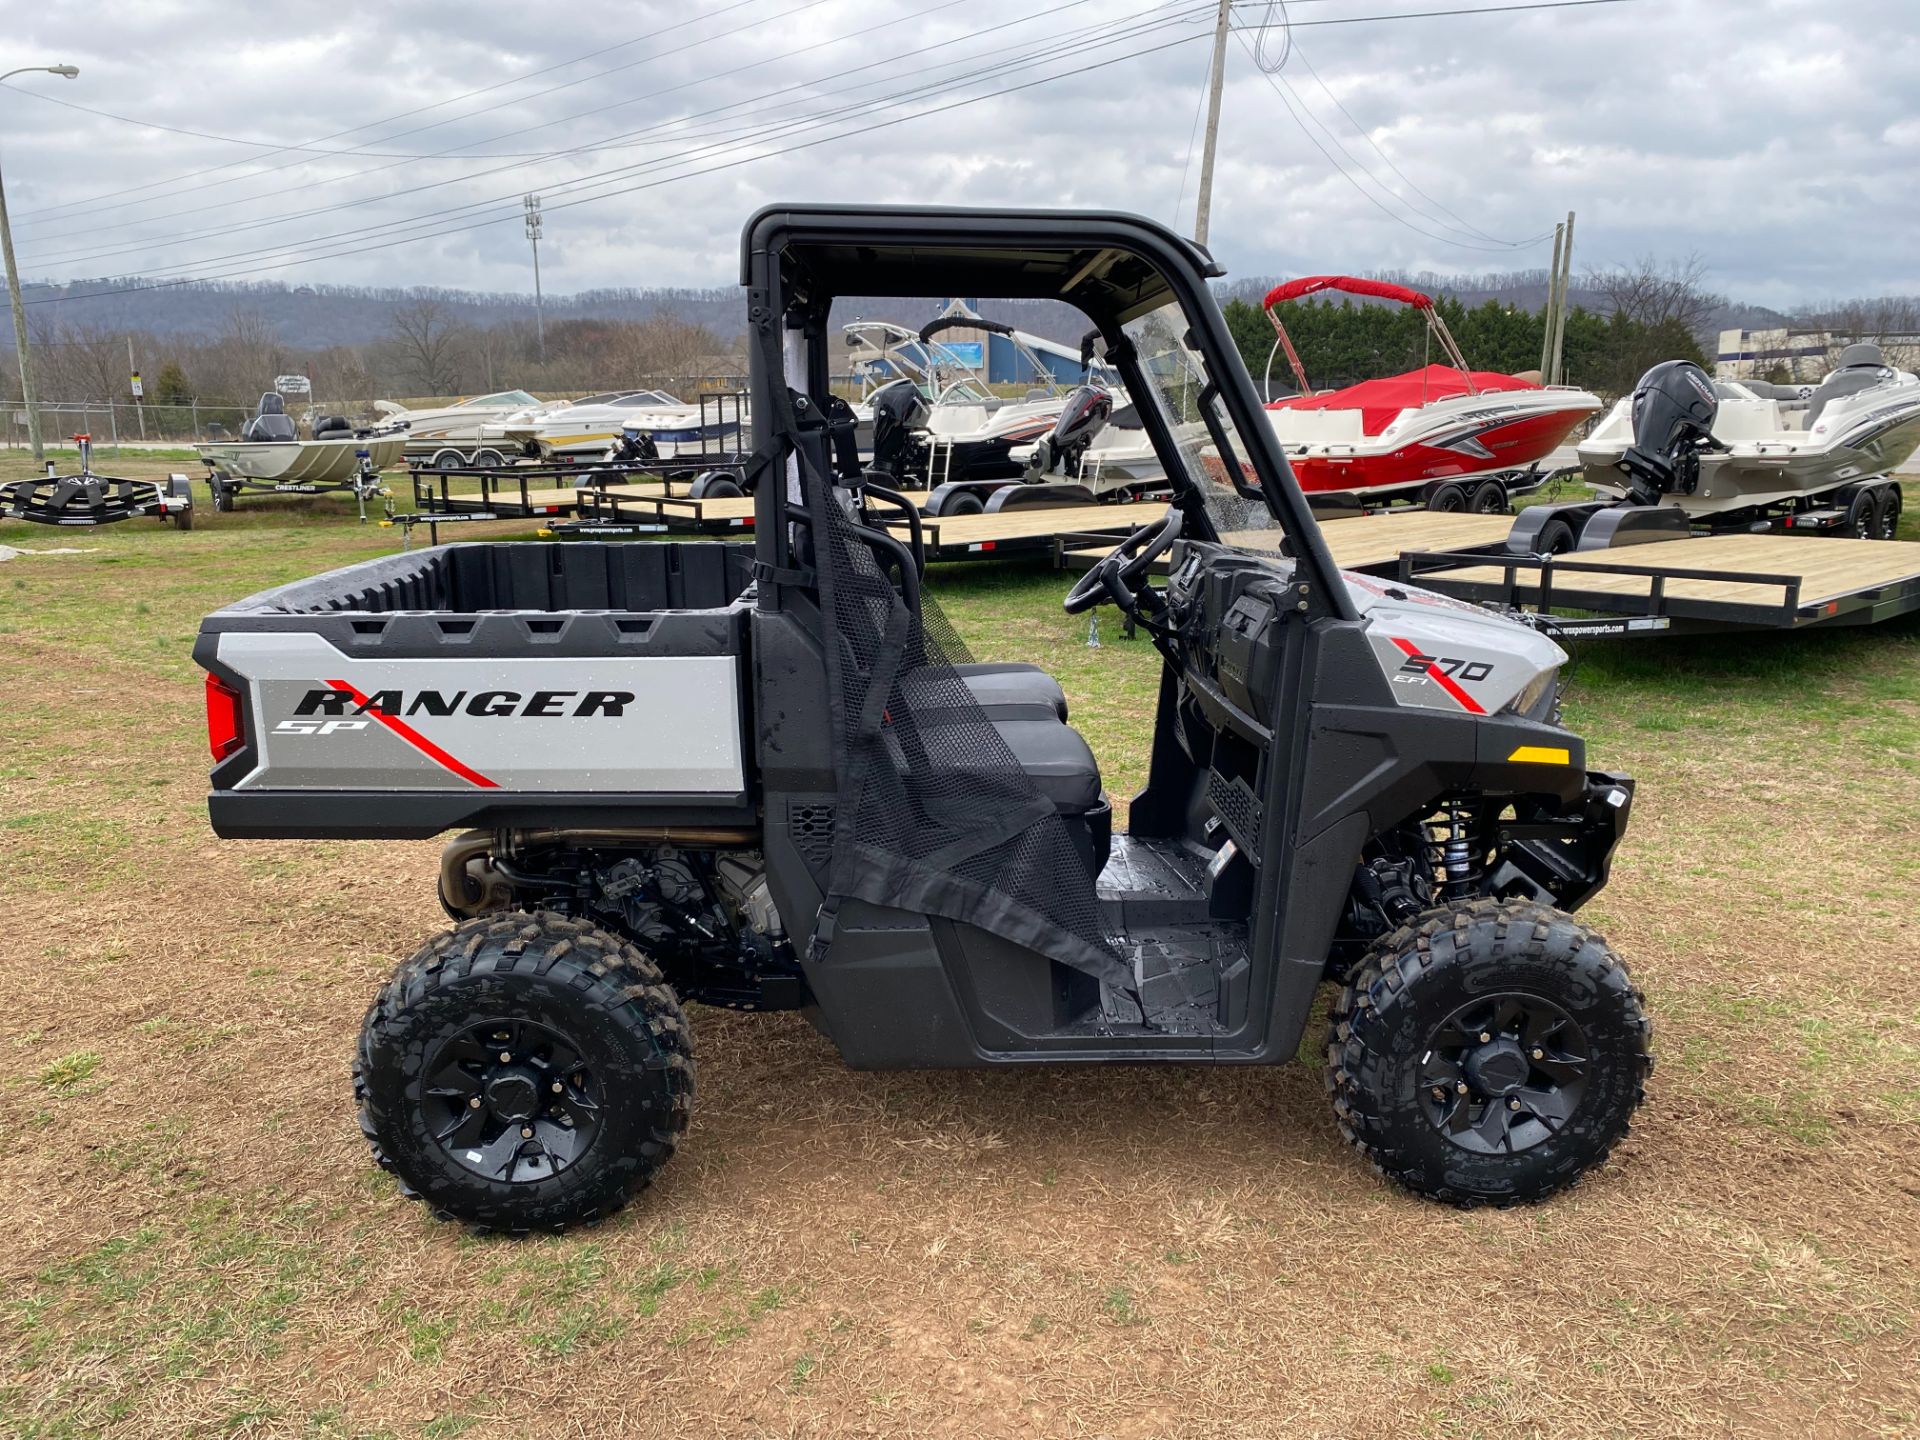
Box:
1469 478 1509 514
945 491 985 516
1845 487 1878 539
470 448 507 469
1326 899 1651 1206
355 911 694 1232
429 448 465 472
1427 482 1468 512
209 476 234 512
1874 484 1902 540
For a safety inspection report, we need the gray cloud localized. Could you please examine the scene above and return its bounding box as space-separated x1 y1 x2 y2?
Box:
2 0 1915 307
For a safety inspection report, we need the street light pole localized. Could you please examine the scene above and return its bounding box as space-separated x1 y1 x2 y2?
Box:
0 64 79 463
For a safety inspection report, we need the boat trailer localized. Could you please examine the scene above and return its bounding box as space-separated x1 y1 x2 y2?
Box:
2 436 194 530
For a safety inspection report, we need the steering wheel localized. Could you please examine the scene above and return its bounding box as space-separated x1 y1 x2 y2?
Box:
1063 505 1184 615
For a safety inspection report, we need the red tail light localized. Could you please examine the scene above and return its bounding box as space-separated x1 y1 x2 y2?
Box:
205 674 244 761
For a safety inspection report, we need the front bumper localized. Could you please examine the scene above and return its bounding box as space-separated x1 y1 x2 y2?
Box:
1488 770 1635 912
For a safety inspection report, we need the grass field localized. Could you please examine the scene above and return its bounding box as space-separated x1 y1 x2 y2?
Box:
1 464 1917 1438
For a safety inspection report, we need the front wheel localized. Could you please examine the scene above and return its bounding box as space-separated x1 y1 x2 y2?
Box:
1326 899 1651 1206
355 911 694 1232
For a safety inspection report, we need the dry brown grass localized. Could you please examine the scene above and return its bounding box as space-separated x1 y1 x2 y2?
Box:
1 505 1917 1439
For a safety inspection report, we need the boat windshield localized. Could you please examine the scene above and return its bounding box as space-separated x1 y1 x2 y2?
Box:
461 390 539 408
1121 299 1287 556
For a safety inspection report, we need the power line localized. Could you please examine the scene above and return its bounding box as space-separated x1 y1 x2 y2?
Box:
4 0 781 225
22 0 1637 300
10 0 846 243
27 21 1224 306
26 0 1174 274
1289 43 1515 244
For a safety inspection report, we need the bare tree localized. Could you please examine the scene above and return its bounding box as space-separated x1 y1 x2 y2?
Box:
1795 296 1920 370
1584 253 1724 338
387 296 466 398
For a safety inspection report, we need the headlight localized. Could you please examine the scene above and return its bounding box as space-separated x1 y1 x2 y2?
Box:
1507 667 1560 720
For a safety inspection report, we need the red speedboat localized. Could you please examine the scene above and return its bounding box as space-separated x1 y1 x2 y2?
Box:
1261 275 1601 510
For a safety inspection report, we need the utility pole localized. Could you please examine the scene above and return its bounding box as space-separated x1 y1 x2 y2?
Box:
524 194 545 365
1539 222 1564 379
1548 210 1575 387
0 64 80 461
1192 0 1233 248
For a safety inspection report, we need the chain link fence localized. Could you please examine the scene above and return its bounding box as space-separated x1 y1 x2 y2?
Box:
4 376 753 456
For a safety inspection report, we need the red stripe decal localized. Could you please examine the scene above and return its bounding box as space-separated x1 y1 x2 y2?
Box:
324 678 499 788
1388 638 1486 715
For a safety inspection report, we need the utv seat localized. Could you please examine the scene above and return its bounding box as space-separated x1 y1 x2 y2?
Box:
990 716 1101 813
954 662 1068 721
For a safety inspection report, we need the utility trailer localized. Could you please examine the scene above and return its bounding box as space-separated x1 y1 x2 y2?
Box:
2 437 193 530
1395 531 1920 638
198 205 1656 1230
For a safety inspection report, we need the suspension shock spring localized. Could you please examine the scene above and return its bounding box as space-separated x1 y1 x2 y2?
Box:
1433 802 1485 901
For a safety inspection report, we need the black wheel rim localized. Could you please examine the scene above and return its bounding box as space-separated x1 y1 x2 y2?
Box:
1416 992 1589 1154
421 1018 604 1183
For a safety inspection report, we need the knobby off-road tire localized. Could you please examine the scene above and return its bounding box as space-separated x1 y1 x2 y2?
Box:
1326 898 1651 1206
355 910 694 1233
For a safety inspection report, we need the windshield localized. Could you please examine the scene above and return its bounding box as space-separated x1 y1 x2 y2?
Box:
462 390 539 408
1121 300 1287 558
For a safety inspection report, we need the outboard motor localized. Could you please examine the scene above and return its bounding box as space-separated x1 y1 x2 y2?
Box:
1021 385 1113 482
867 378 930 480
1615 359 1719 505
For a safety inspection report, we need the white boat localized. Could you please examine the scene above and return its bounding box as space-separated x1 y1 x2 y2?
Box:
1578 344 1920 532
509 390 685 460
375 390 543 468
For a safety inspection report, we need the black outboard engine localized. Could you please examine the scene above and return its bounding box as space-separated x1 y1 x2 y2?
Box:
1021 385 1113 481
1615 359 1719 505
867 378 930 481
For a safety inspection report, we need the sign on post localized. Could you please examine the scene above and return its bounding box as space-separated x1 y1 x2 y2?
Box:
275 374 313 395
130 372 144 399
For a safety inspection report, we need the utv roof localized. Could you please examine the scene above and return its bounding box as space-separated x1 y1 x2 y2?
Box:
741 205 1225 323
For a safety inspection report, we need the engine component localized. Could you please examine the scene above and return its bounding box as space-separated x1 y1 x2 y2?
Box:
1615 360 1719 505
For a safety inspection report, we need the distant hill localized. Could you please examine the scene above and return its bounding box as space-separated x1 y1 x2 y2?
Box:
15 270 1799 349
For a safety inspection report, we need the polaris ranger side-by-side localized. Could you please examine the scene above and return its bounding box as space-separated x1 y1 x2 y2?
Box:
196 207 1650 1230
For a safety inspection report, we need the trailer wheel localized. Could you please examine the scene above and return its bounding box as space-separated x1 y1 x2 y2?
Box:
429 449 465 472
1874 484 1902 540
1427 482 1468 512
355 910 694 1233
471 448 507 469
210 477 234 512
690 471 743 499
1326 898 1651 1207
1845 488 1878 539
1469 479 1508 514
172 503 193 531
945 491 985 516
1531 517 1577 556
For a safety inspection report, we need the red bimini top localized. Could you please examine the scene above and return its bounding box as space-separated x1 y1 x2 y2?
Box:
1266 365 1544 435
1262 275 1434 311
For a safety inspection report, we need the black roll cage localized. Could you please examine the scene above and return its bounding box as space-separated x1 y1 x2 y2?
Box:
738 204 1358 625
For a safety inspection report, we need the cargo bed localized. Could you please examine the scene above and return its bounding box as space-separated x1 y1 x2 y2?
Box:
197 542 758 839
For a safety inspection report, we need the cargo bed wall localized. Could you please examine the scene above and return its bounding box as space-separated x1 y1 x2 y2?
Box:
199 542 759 839
222 541 754 615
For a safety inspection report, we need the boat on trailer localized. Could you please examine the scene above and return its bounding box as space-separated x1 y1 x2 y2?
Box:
1261 275 1602 511
196 393 403 517
1577 346 1918 538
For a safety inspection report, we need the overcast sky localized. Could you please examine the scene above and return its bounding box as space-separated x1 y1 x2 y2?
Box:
1 0 1914 310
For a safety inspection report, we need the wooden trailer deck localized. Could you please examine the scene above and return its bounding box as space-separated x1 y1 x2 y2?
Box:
1400 533 1920 633
1055 508 1517 574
